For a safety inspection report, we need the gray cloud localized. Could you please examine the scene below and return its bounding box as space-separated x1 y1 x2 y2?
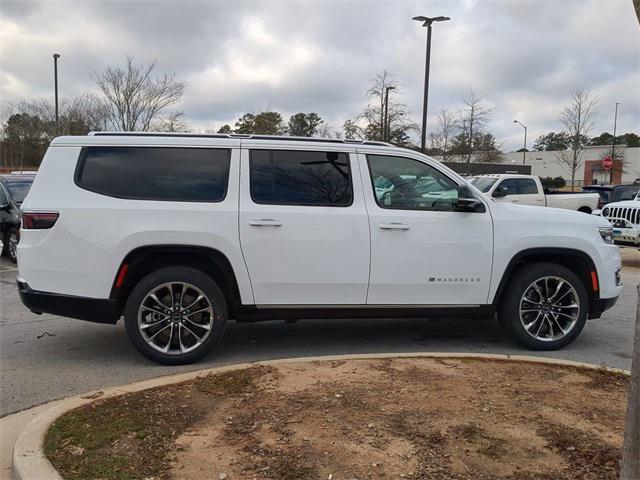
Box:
1 0 638 149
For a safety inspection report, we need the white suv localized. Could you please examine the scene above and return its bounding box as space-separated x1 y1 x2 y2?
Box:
17 133 622 364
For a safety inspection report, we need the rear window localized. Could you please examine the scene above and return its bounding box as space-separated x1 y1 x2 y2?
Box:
249 149 353 206
5 180 33 203
76 147 230 202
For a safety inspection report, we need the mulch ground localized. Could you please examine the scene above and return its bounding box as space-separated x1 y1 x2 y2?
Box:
45 357 630 480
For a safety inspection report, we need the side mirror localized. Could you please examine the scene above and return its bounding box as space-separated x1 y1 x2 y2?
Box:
456 186 485 213
492 186 508 198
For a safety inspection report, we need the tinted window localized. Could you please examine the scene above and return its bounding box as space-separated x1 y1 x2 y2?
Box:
367 155 459 210
5 181 33 203
0 186 7 206
612 186 640 202
516 178 538 194
250 150 352 206
583 187 610 202
77 147 230 202
496 178 538 195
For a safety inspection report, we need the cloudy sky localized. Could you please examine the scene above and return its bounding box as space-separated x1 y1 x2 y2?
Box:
1 0 639 150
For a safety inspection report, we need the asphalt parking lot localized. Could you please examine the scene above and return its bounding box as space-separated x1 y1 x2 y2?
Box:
1 250 638 417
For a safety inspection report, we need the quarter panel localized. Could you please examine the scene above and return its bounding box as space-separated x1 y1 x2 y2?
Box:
18 146 254 303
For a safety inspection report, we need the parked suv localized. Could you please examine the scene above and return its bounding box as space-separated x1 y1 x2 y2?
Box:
17 134 622 364
1 174 35 263
583 184 640 209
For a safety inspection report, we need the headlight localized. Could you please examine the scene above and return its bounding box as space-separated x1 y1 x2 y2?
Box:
602 208 610 216
598 227 614 244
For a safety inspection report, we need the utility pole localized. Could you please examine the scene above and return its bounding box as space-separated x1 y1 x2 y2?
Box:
610 102 619 184
412 15 450 153
383 86 395 142
514 120 528 165
53 53 60 134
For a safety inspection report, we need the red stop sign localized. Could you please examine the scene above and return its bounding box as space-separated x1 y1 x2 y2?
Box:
602 156 613 170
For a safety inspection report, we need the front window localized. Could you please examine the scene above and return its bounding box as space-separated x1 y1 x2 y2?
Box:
367 154 459 210
469 177 498 193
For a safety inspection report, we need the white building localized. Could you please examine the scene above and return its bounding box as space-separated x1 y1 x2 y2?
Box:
502 146 640 186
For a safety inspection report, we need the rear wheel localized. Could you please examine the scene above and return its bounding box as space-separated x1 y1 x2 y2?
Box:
124 266 227 365
3 228 19 263
499 262 588 350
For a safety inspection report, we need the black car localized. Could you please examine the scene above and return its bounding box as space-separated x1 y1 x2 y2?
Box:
0 174 35 263
582 183 640 209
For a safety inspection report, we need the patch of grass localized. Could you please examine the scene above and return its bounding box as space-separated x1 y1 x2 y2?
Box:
45 365 278 480
45 385 202 480
582 366 629 391
195 364 277 396
538 422 621 480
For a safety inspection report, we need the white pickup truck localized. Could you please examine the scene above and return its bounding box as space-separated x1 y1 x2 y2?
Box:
469 174 600 213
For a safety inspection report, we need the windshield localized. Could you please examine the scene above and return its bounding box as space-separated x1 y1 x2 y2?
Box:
5 181 33 204
469 177 498 193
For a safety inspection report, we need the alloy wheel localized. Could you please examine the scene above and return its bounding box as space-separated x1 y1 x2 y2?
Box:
519 276 580 342
137 282 215 355
8 232 18 261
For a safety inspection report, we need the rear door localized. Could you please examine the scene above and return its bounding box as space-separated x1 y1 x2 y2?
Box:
238 146 370 305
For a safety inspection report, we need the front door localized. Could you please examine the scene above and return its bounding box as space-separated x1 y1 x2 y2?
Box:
239 147 370 305
494 177 543 206
361 152 493 305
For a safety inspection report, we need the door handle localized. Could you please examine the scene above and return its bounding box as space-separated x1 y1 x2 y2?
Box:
511 200 520 203
249 219 283 226
379 222 410 230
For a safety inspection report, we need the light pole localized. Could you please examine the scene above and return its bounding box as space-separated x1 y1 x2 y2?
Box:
514 120 527 165
412 15 450 153
53 53 60 134
610 102 619 184
383 86 396 142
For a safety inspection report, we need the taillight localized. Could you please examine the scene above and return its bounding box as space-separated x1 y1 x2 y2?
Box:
21 212 59 229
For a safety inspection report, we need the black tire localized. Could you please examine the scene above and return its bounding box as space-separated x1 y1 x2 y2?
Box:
498 262 588 350
124 266 227 365
3 228 19 263
578 207 592 214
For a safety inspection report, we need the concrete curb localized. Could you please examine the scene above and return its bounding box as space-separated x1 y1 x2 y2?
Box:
11 352 631 480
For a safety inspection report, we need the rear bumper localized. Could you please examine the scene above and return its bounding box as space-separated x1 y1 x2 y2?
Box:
588 295 619 319
17 278 120 324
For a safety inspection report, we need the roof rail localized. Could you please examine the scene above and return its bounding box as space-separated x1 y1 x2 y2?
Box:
87 131 392 147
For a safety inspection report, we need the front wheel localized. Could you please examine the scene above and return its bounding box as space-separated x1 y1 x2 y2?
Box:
124 266 227 365
498 262 588 350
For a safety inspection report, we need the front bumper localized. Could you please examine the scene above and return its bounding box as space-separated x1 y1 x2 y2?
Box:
612 227 640 247
588 295 619 319
17 278 120 324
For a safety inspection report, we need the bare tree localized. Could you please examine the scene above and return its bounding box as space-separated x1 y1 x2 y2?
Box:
93 56 186 132
154 111 189 132
556 88 599 190
428 109 458 161
361 71 418 146
458 91 494 163
340 119 362 140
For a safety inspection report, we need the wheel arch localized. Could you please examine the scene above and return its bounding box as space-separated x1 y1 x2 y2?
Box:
110 245 243 319
492 248 599 311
